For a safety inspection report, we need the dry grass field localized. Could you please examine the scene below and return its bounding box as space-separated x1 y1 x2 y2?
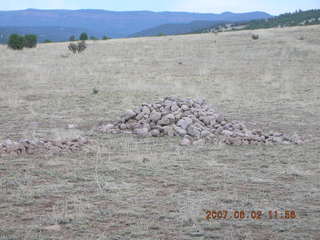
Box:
0 25 320 239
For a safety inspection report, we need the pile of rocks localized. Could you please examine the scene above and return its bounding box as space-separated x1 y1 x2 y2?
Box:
0 137 89 157
98 97 303 146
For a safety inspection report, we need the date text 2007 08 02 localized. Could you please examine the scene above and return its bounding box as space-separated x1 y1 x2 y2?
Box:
205 210 297 220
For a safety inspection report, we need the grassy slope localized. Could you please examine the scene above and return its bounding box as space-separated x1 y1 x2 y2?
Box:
0 25 320 239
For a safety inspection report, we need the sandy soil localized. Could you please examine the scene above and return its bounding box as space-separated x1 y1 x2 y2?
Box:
0 25 320 239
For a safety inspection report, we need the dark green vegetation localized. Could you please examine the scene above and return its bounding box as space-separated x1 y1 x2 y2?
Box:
24 34 37 48
7 33 37 50
245 9 320 29
80 32 89 41
0 26 97 44
197 9 320 34
7 34 25 50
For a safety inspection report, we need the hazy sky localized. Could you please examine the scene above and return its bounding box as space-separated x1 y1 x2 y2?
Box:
0 0 319 15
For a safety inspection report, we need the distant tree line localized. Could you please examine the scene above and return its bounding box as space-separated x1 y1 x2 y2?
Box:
5 31 111 49
196 9 320 34
245 9 320 29
68 32 111 42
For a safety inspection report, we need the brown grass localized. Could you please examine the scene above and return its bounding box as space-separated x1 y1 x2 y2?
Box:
0 25 320 239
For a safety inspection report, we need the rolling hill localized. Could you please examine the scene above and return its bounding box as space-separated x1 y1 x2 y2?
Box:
196 9 320 34
129 21 228 37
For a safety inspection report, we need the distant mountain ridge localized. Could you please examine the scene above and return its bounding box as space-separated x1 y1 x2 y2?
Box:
194 9 320 34
129 21 227 37
0 9 272 41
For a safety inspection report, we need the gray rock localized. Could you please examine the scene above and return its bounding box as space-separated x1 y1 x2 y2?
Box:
174 126 187 136
135 128 149 137
171 104 179 112
216 113 225 123
150 129 160 137
163 126 175 136
121 110 136 121
187 125 201 138
193 139 205 145
181 105 189 111
150 111 162 122
177 117 193 129
158 114 175 125
135 112 144 121
222 130 233 137
142 106 151 115
200 130 210 138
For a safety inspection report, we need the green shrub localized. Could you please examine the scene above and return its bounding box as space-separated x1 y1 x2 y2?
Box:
102 35 111 40
43 39 52 43
8 34 25 50
24 34 37 48
80 32 88 41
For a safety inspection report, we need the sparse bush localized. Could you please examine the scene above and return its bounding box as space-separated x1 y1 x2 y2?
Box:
80 32 88 41
102 35 111 40
78 40 87 53
8 34 25 50
24 34 37 48
68 40 87 54
68 43 78 54
43 39 53 43
69 35 76 41
252 34 259 40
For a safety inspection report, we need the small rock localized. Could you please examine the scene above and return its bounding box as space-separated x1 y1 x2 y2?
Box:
134 128 150 137
200 130 210 138
162 126 175 137
222 130 233 137
180 137 192 146
150 111 162 122
177 117 193 129
174 126 187 136
187 125 201 138
193 139 205 145
122 110 136 121
171 104 179 112
100 124 114 133
67 124 77 129
216 113 225 123
150 129 160 137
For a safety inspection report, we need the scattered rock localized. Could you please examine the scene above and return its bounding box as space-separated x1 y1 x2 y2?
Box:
0 137 89 157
